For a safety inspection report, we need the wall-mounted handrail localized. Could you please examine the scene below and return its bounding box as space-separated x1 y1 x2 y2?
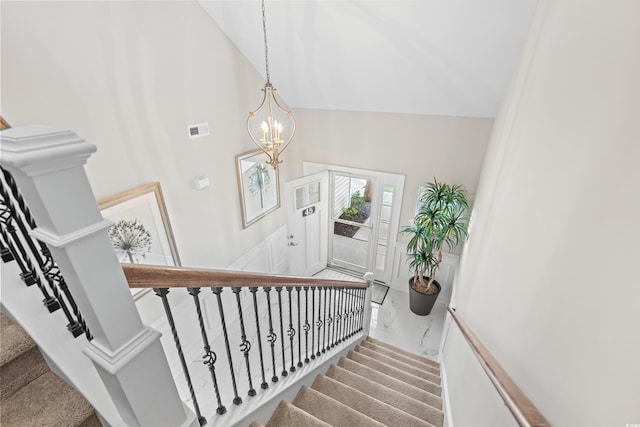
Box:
122 263 368 289
447 308 550 427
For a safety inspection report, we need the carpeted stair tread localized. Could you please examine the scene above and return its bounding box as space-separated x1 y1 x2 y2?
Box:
1 370 95 427
337 357 442 407
0 313 37 366
360 340 440 375
311 374 434 427
78 413 102 427
366 336 439 367
355 344 441 384
265 400 331 427
293 386 385 427
326 364 444 427
1 345 50 400
347 350 442 396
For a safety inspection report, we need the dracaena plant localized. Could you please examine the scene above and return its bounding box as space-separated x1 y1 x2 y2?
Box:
402 179 469 293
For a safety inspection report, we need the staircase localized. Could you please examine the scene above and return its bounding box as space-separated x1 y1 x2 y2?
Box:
251 336 444 427
0 313 101 427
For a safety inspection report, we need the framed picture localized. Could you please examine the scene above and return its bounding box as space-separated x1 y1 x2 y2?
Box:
235 149 280 228
98 182 181 269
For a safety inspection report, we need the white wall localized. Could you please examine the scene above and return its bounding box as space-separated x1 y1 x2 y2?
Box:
0 1 298 271
289 109 493 239
1 2 492 274
443 1 640 426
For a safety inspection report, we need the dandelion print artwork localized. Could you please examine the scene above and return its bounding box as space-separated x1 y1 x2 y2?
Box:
236 150 280 228
248 163 271 209
108 219 152 263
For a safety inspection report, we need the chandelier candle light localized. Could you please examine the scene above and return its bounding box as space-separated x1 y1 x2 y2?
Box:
247 0 296 168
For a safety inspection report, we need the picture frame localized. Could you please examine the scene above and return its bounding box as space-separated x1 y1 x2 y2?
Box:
98 181 181 277
235 149 280 228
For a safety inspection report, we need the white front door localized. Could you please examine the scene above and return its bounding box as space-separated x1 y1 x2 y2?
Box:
284 171 329 276
303 162 405 284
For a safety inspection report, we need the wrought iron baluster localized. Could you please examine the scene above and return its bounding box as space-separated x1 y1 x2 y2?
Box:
303 286 310 363
212 287 242 405
331 288 340 348
296 286 303 368
358 288 364 333
351 288 358 337
347 289 354 338
358 288 365 332
275 287 287 377
1 168 37 229
340 288 346 342
286 287 296 373
315 286 322 357
0 235 14 262
0 218 34 286
263 287 278 383
326 287 332 348
310 286 316 360
188 287 225 418
232 287 256 397
336 287 342 345
41 247 88 338
329 288 338 348
155 288 205 424
0 194 58 312
322 286 327 353
3 168 89 338
249 287 269 390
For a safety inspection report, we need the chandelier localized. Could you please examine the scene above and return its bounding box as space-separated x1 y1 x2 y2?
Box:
246 0 296 168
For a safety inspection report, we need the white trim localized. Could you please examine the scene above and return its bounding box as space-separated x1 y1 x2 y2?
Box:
227 224 288 274
31 219 113 248
0 125 97 176
83 327 162 375
440 359 454 427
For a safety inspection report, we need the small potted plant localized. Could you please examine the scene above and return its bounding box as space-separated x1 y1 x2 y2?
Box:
402 179 469 315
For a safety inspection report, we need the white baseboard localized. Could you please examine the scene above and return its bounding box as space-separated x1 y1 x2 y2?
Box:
441 360 454 427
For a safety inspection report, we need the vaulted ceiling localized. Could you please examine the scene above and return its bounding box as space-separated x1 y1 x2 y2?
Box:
200 0 537 118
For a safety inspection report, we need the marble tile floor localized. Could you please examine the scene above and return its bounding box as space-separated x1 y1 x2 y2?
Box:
315 268 447 362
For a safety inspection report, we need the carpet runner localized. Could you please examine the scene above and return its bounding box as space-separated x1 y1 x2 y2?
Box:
0 313 100 427
249 336 444 427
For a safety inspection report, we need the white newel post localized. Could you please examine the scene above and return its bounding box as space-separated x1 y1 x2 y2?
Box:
362 272 374 336
0 126 198 427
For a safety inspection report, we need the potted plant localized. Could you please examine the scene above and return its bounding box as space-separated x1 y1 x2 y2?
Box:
401 179 469 315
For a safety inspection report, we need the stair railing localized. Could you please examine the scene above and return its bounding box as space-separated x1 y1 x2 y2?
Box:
0 166 92 339
447 308 550 427
122 263 371 425
0 125 373 427
1 125 200 427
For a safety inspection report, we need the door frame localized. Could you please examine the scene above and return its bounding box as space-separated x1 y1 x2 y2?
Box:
303 162 405 284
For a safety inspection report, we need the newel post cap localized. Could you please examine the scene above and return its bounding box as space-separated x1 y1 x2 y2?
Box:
0 125 97 175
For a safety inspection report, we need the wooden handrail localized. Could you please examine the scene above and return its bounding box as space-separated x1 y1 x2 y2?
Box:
447 308 550 427
122 263 368 289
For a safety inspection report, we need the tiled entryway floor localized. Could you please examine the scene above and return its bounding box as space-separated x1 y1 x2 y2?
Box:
314 268 447 362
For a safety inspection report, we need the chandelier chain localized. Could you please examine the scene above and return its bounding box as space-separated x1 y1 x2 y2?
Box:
262 0 270 84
